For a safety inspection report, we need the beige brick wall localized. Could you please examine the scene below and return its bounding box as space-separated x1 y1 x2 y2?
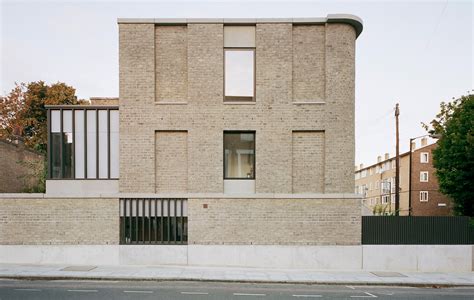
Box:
292 25 325 102
155 131 188 192
119 22 357 194
292 131 325 193
188 197 361 245
155 25 188 102
0 197 118 245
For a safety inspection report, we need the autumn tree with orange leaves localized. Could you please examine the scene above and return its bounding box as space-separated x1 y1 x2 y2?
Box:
0 81 85 153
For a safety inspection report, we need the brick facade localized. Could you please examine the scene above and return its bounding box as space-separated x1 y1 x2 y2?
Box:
188 197 361 245
411 143 452 216
119 20 359 195
0 196 119 245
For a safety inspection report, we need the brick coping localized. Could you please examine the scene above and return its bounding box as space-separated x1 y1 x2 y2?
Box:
0 193 362 199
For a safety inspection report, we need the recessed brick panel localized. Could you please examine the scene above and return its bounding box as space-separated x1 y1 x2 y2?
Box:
155 131 188 192
292 131 325 193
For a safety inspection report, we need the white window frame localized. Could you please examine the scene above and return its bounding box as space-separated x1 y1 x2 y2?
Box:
420 171 429 182
420 152 429 163
420 191 429 202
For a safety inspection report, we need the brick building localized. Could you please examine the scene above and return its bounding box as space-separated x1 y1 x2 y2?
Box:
1 16 365 253
355 138 452 216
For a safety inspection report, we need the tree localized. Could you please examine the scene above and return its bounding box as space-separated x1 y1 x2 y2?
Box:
423 94 474 216
0 81 84 153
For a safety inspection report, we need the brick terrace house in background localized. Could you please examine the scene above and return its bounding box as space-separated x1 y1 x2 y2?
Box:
355 138 452 216
1 15 366 266
410 140 452 216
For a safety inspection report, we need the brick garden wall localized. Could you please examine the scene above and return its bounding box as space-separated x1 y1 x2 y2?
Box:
0 140 44 193
188 197 361 245
0 196 119 245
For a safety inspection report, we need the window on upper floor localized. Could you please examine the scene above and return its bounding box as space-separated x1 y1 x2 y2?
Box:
224 26 256 102
224 131 255 179
420 171 429 182
48 108 119 179
420 152 429 163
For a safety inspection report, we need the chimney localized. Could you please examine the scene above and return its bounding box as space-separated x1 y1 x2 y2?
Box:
411 141 416 151
355 165 359 171
384 153 389 160
377 156 382 163
359 164 364 169
421 137 427 147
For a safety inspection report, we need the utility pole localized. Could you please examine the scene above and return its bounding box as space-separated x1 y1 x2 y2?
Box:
395 103 400 215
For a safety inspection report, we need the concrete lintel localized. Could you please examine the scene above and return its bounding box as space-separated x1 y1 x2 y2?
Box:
256 18 293 23
154 18 187 24
0 193 45 199
117 18 155 24
223 18 257 24
187 18 224 24
292 17 327 24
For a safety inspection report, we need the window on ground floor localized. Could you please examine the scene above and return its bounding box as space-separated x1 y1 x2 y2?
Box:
224 131 255 179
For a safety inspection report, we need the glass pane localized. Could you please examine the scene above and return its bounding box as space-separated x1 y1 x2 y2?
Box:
62 110 73 178
51 133 61 178
110 110 119 178
224 132 255 179
74 110 85 178
98 110 108 178
225 50 254 98
51 110 60 133
86 110 97 178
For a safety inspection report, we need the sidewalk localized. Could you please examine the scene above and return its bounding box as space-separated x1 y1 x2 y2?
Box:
0 263 472 286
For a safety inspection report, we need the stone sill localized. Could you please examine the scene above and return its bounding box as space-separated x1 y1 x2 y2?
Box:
224 102 256 105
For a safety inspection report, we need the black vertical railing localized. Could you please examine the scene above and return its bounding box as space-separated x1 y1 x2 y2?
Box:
362 216 474 245
120 198 188 245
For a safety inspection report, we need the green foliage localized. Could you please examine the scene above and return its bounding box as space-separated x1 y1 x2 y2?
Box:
17 158 46 193
372 203 398 216
423 94 474 216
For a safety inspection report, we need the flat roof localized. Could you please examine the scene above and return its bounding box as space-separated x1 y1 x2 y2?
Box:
117 14 363 38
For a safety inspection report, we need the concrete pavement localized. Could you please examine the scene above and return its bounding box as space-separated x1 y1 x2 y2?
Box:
0 263 472 286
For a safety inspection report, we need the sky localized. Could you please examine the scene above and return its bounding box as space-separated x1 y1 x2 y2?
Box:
1 0 473 166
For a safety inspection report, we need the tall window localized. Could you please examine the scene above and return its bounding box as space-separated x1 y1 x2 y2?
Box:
224 131 255 179
48 107 119 179
224 26 255 101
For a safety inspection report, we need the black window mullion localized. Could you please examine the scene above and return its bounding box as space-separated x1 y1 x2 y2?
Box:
59 109 63 178
107 109 110 179
47 109 51 179
96 109 99 179
84 109 88 178
72 109 75 179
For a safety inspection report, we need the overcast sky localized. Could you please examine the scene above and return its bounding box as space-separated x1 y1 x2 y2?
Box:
1 0 473 166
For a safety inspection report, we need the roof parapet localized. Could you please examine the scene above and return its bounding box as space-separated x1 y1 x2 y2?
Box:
117 14 363 37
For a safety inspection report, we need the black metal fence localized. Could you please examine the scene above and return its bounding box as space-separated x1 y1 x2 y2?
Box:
120 198 187 244
362 216 474 245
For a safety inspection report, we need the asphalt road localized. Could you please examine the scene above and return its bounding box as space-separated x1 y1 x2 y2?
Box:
0 279 473 299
